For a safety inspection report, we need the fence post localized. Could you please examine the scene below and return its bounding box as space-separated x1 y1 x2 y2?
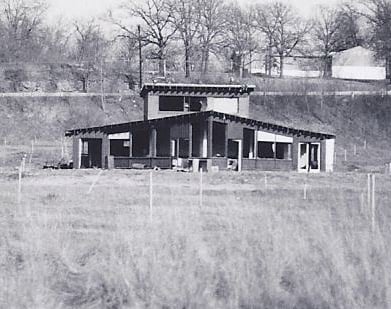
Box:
371 174 376 233
21 155 26 173
149 171 153 222
2 138 6 170
367 174 371 209
29 140 34 165
17 160 22 204
264 174 268 188
344 149 347 162
354 144 357 156
199 168 203 208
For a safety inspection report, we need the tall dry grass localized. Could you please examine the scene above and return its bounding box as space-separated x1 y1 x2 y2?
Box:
1 170 391 308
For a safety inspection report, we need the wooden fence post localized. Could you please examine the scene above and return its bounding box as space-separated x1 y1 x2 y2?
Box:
29 140 34 165
199 168 203 208
149 171 153 222
17 160 22 204
371 174 376 233
367 174 371 209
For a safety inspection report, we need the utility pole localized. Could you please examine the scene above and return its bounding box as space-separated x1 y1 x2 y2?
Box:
138 25 142 88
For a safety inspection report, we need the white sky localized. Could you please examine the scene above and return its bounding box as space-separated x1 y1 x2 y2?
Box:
46 0 341 23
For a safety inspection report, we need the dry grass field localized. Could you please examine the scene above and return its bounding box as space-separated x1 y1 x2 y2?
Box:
1 168 391 308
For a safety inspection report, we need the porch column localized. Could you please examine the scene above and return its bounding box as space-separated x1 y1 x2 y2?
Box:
149 127 157 157
189 123 193 158
207 117 213 158
224 124 228 158
102 134 110 169
73 137 81 169
254 130 258 159
129 130 133 157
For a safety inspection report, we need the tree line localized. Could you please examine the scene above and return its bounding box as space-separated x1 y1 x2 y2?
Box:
0 0 391 81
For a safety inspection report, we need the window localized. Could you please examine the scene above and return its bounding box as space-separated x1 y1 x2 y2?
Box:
81 140 88 154
110 140 130 157
159 96 184 111
258 142 274 159
276 143 292 160
188 97 206 111
159 96 207 112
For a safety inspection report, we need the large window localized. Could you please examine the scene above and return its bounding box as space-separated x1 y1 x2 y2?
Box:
258 142 274 159
257 142 292 159
159 96 184 111
276 143 292 160
159 96 206 112
110 140 130 156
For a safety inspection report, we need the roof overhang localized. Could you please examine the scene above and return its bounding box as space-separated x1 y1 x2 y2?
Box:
65 111 335 140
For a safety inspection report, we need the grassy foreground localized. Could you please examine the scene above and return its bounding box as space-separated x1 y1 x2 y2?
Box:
1 169 391 308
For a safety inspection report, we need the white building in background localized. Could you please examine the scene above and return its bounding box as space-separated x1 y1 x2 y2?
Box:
331 46 386 81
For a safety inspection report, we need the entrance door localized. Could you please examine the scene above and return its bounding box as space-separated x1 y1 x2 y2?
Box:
298 142 320 173
227 139 242 171
81 139 102 168
309 143 320 173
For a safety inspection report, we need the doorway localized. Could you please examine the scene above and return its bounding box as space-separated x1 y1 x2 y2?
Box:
227 139 242 171
81 138 102 168
298 142 320 173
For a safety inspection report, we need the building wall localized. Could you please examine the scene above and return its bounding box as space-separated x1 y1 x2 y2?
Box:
71 131 109 169
331 47 386 80
145 94 250 120
332 66 386 80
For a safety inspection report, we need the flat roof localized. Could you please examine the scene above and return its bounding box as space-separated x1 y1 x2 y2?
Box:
140 83 256 97
65 111 335 140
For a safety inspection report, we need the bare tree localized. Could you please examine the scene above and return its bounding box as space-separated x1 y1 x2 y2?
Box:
197 0 227 74
269 2 309 78
0 0 48 61
112 36 139 90
358 0 391 78
312 6 342 76
225 3 257 78
254 3 279 76
334 3 363 51
114 0 177 77
72 20 109 92
169 0 200 78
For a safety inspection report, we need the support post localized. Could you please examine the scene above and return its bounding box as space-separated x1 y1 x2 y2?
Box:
372 174 376 233
207 118 213 158
224 124 228 158
149 127 157 157
189 123 193 158
367 173 371 209
199 168 203 208
129 131 133 157
149 171 153 222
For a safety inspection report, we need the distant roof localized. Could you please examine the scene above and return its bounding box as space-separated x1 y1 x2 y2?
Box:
65 110 335 140
140 83 256 97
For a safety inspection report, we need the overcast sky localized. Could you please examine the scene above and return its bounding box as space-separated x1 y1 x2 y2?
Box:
46 0 341 23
